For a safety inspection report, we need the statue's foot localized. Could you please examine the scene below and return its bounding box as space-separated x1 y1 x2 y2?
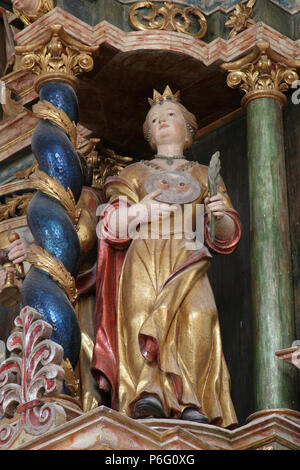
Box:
181 407 209 424
132 395 165 419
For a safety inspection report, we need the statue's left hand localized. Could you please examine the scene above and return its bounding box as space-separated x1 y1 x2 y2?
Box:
7 238 29 264
204 193 226 222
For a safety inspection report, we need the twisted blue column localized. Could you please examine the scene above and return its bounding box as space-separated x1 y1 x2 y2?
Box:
21 81 83 369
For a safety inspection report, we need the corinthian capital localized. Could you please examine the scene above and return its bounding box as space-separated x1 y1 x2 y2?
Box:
15 24 98 92
221 41 300 107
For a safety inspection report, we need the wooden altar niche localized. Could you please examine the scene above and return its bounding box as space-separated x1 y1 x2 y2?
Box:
0 0 299 451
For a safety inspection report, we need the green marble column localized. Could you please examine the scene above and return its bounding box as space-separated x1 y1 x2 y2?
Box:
247 97 297 411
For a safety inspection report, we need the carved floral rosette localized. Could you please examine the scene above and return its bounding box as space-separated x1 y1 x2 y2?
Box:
0 306 66 450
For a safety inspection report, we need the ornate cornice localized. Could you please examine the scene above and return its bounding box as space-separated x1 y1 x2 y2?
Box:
15 24 98 92
13 0 54 26
221 40 300 107
12 9 300 69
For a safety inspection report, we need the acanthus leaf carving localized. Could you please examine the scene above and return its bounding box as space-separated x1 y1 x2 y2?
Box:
0 306 66 449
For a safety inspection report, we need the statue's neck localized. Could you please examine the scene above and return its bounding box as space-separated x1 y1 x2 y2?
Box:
155 143 184 157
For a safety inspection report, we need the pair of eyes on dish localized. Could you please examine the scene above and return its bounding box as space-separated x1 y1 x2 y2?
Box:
157 180 191 191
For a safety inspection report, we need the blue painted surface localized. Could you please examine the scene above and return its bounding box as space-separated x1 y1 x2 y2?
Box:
22 268 81 368
27 193 81 276
23 80 83 369
32 121 83 202
39 81 79 124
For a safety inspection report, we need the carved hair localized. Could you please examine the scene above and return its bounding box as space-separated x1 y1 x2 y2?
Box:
143 101 198 151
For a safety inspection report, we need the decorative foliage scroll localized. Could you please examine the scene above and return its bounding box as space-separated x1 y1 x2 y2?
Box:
78 139 133 190
225 0 256 39
129 1 207 39
0 192 34 222
0 306 66 450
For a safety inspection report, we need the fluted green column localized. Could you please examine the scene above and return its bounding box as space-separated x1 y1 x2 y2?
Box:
247 97 296 411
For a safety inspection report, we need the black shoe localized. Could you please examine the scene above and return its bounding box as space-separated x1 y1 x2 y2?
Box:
181 407 209 424
132 395 165 419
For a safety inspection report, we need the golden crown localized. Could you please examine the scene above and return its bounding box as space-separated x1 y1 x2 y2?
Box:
148 85 181 107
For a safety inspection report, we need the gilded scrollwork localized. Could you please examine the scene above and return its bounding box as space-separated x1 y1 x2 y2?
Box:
15 24 98 92
129 1 207 39
225 0 256 39
221 40 300 107
12 0 54 26
26 243 78 305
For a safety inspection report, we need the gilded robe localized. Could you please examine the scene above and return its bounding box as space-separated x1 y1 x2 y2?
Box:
92 160 241 428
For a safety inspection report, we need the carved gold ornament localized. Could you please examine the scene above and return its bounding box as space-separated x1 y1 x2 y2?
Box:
221 41 300 107
26 243 78 305
29 169 81 228
61 358 80 399
0 192 34 221
13 0 54 26
129 1 207 39
78 138 133 189
33 100 77 148
225 0 256 39
15 162 38 180
15 24 98 92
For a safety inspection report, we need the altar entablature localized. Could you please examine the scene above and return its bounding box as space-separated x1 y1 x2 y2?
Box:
1 6 297 158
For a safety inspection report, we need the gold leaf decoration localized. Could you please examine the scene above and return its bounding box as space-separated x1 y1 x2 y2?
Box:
33 100 77 148
13 0 54 26
0 193 34 222
225 0 256 39
129 1 207 39
78 139 133 190
221 41 300 107
26 243 78 305
29 169 81 228
61 358 80 399
15 163 38 180
15 24 98 92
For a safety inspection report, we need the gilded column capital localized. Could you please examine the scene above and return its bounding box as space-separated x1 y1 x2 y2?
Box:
12 0 54 26
15 24 98 92
221 41 300 107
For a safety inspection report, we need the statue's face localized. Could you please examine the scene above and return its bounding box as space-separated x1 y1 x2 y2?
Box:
12 0 39 11
148 102 188 149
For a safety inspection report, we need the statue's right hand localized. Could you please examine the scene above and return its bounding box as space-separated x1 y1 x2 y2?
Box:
7 238 29 264
134 190 177 223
